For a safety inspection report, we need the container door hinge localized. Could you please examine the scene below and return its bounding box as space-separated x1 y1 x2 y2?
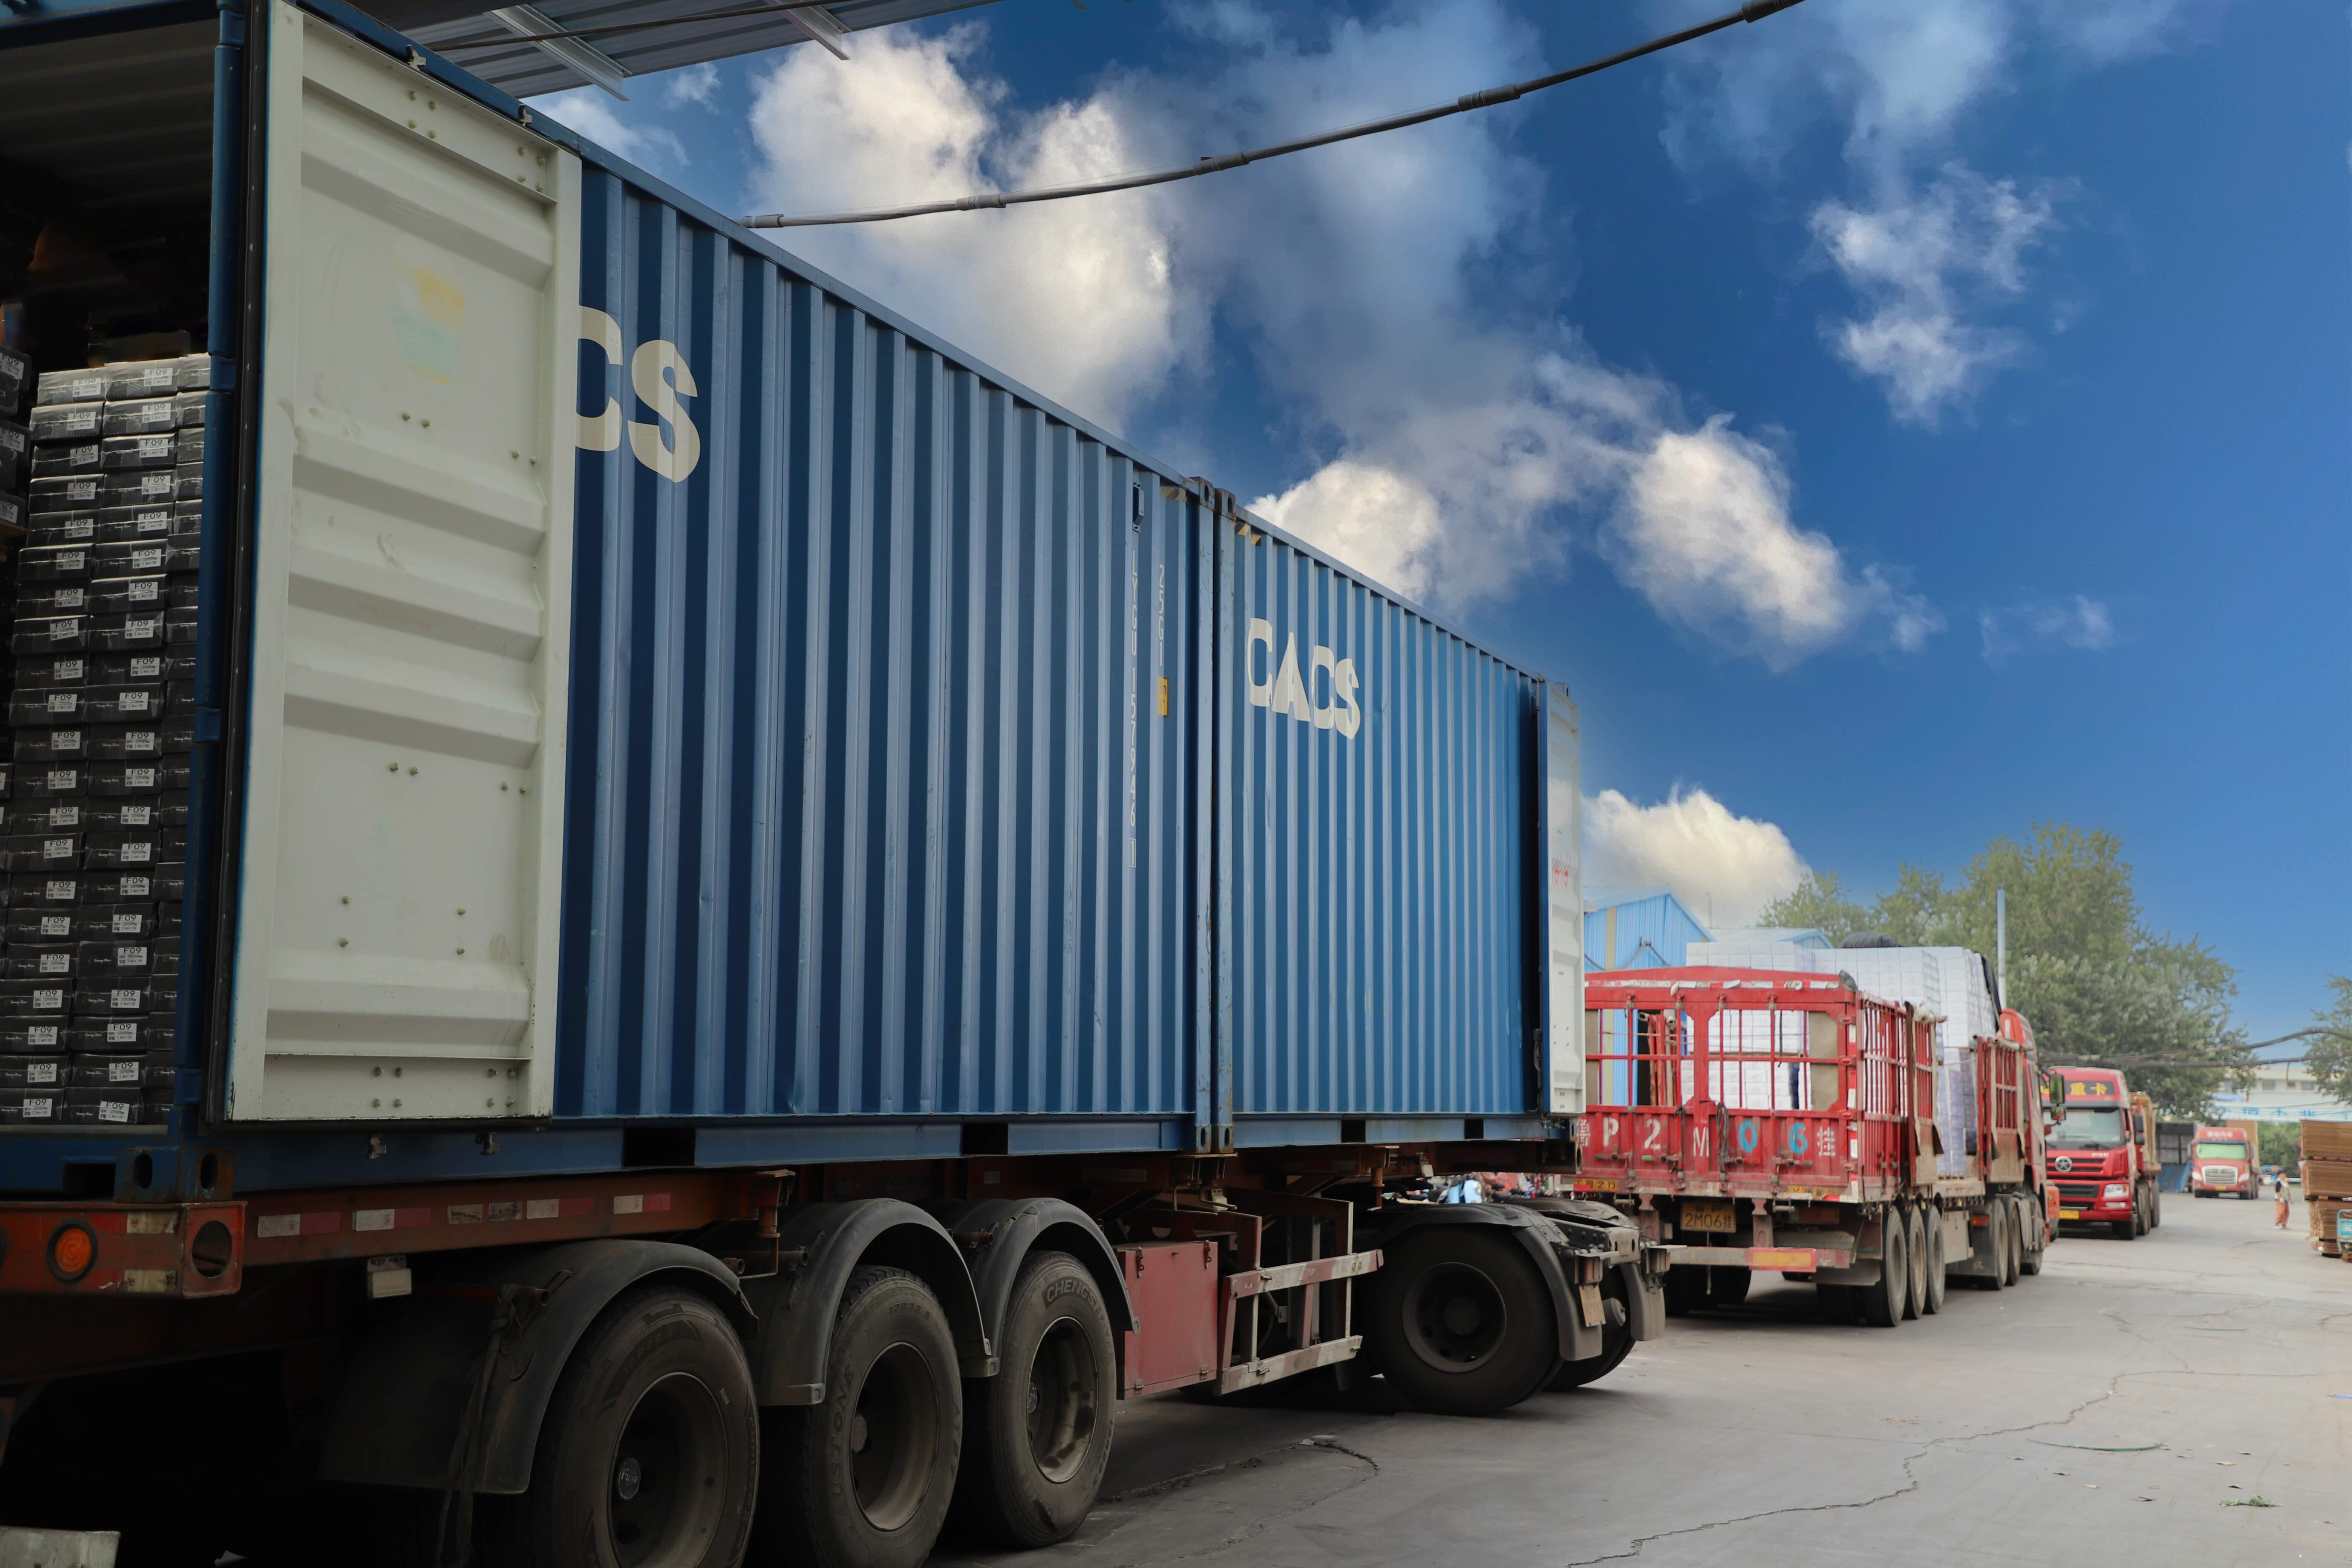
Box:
219 10 247 47
195 709 225 744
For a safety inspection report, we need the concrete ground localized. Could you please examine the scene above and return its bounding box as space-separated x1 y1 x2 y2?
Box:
938 1190 2349 1568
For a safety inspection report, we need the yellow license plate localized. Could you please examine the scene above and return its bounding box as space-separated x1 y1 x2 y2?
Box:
1681 1198 1736 1233
2059 1209 2083 1220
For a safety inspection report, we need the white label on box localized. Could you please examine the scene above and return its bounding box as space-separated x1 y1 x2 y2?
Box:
109 989 137 1009
126 768 155 787
106 1021 136 1043
127 581 158 601
42 838 70 859
37 954 67 974
26 1026 57 1047
46 694 74 714
122 878 149 897
129 658 158 677
48 620 75 640
122 947 147 966
120 692 153 714
40 917 68 937
99 1100 130 1122
45 770 74 790
43 881 72 900
123 843 152 864
122 807 150 826
23 1096 52 1117
33 988 62 1009
112 913 140 933
109 1060 138 1082
26 1063 57 1084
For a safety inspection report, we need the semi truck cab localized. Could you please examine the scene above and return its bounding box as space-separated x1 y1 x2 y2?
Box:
2189 1127 2254 1198
2044 1069 2159 1239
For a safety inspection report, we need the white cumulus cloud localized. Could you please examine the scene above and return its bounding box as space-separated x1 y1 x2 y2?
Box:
1660 0 2201 422
1584 787 1810 929
663 62 721 109
1813 164 2062 424
1610 416 1940 666
1978 594 2116 665
744 25 1199 430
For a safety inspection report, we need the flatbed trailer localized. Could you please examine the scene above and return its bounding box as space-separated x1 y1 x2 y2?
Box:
1574 966 2052 1326
0 2 1671 1560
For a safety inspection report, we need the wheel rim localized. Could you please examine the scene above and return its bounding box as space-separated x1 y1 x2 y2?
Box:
1024 1314 1101 1485
850 1341 942 1533
608 1371 730 1568
1402 1260 1508 1372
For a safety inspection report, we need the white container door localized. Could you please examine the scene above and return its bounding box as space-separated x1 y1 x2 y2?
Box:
224 2 577 1121
1539 682 1583 1114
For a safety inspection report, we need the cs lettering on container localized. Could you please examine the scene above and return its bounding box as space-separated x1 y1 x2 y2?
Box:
576 306 700 480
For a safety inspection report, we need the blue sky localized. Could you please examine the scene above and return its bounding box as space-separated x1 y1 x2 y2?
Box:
531 0 2348 1044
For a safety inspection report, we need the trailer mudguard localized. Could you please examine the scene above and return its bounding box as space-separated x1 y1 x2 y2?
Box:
1500 1195 1665 1348
740 1199 994 1406
317 1239 754 1494
930 1197 1137 1340
1363 1204 1603 1363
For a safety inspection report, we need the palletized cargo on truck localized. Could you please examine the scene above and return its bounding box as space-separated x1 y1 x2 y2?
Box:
0 1 1662 1558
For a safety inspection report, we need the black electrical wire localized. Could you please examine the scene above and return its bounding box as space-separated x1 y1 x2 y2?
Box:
740 0 1806 229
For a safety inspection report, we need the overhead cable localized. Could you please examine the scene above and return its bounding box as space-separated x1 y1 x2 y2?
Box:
741 0 1808 230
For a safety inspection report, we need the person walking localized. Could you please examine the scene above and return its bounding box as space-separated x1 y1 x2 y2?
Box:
2274 1174 2292 1230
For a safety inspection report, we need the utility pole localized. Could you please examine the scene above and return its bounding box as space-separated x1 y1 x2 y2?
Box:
1996 887 2007 1010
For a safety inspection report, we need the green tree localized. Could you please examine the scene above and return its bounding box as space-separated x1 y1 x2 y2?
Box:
2257 1123 2301 1170
1754 871 1867 945
2310 974 2352 1103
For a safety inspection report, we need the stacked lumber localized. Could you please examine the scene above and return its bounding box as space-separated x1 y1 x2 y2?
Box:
2302 1121 2352 1257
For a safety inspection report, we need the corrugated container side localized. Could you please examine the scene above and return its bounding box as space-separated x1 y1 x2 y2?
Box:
1219 529 1539 1120
554 169 1208 1122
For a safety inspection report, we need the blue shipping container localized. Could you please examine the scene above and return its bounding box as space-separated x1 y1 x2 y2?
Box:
0 0 1581 1192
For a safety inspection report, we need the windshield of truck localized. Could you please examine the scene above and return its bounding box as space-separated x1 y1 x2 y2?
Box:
2050 1107 2125 1149
2194 1141 2248 1159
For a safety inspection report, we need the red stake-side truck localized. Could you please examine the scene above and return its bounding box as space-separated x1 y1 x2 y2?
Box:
2045 1069 2163 1236
1573 968 2054 1326
2188 1126 2256 1198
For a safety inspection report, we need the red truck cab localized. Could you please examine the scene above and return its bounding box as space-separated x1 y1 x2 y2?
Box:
2189 1127 2255 1198
2044 1068 2159 1239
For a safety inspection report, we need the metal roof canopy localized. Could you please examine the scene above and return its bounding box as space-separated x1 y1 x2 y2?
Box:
360 0 1002 100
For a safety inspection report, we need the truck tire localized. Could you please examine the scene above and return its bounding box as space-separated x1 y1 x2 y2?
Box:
1920 1209 1947 1315
755 1266 963 1568
2002 1200 2024 1283
1860 1217 1908 1328
2112 1204 2138 1241
2148 1188 2162 1230
1547 1269 1633 1390
1364 1227 1557 1416
1902 1208 1926 1320
948 1251 1116 1550
476 1284 760 1568
2018 1198 2045 1277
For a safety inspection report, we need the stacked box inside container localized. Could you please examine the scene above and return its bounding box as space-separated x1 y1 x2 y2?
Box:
0 353 206 1127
